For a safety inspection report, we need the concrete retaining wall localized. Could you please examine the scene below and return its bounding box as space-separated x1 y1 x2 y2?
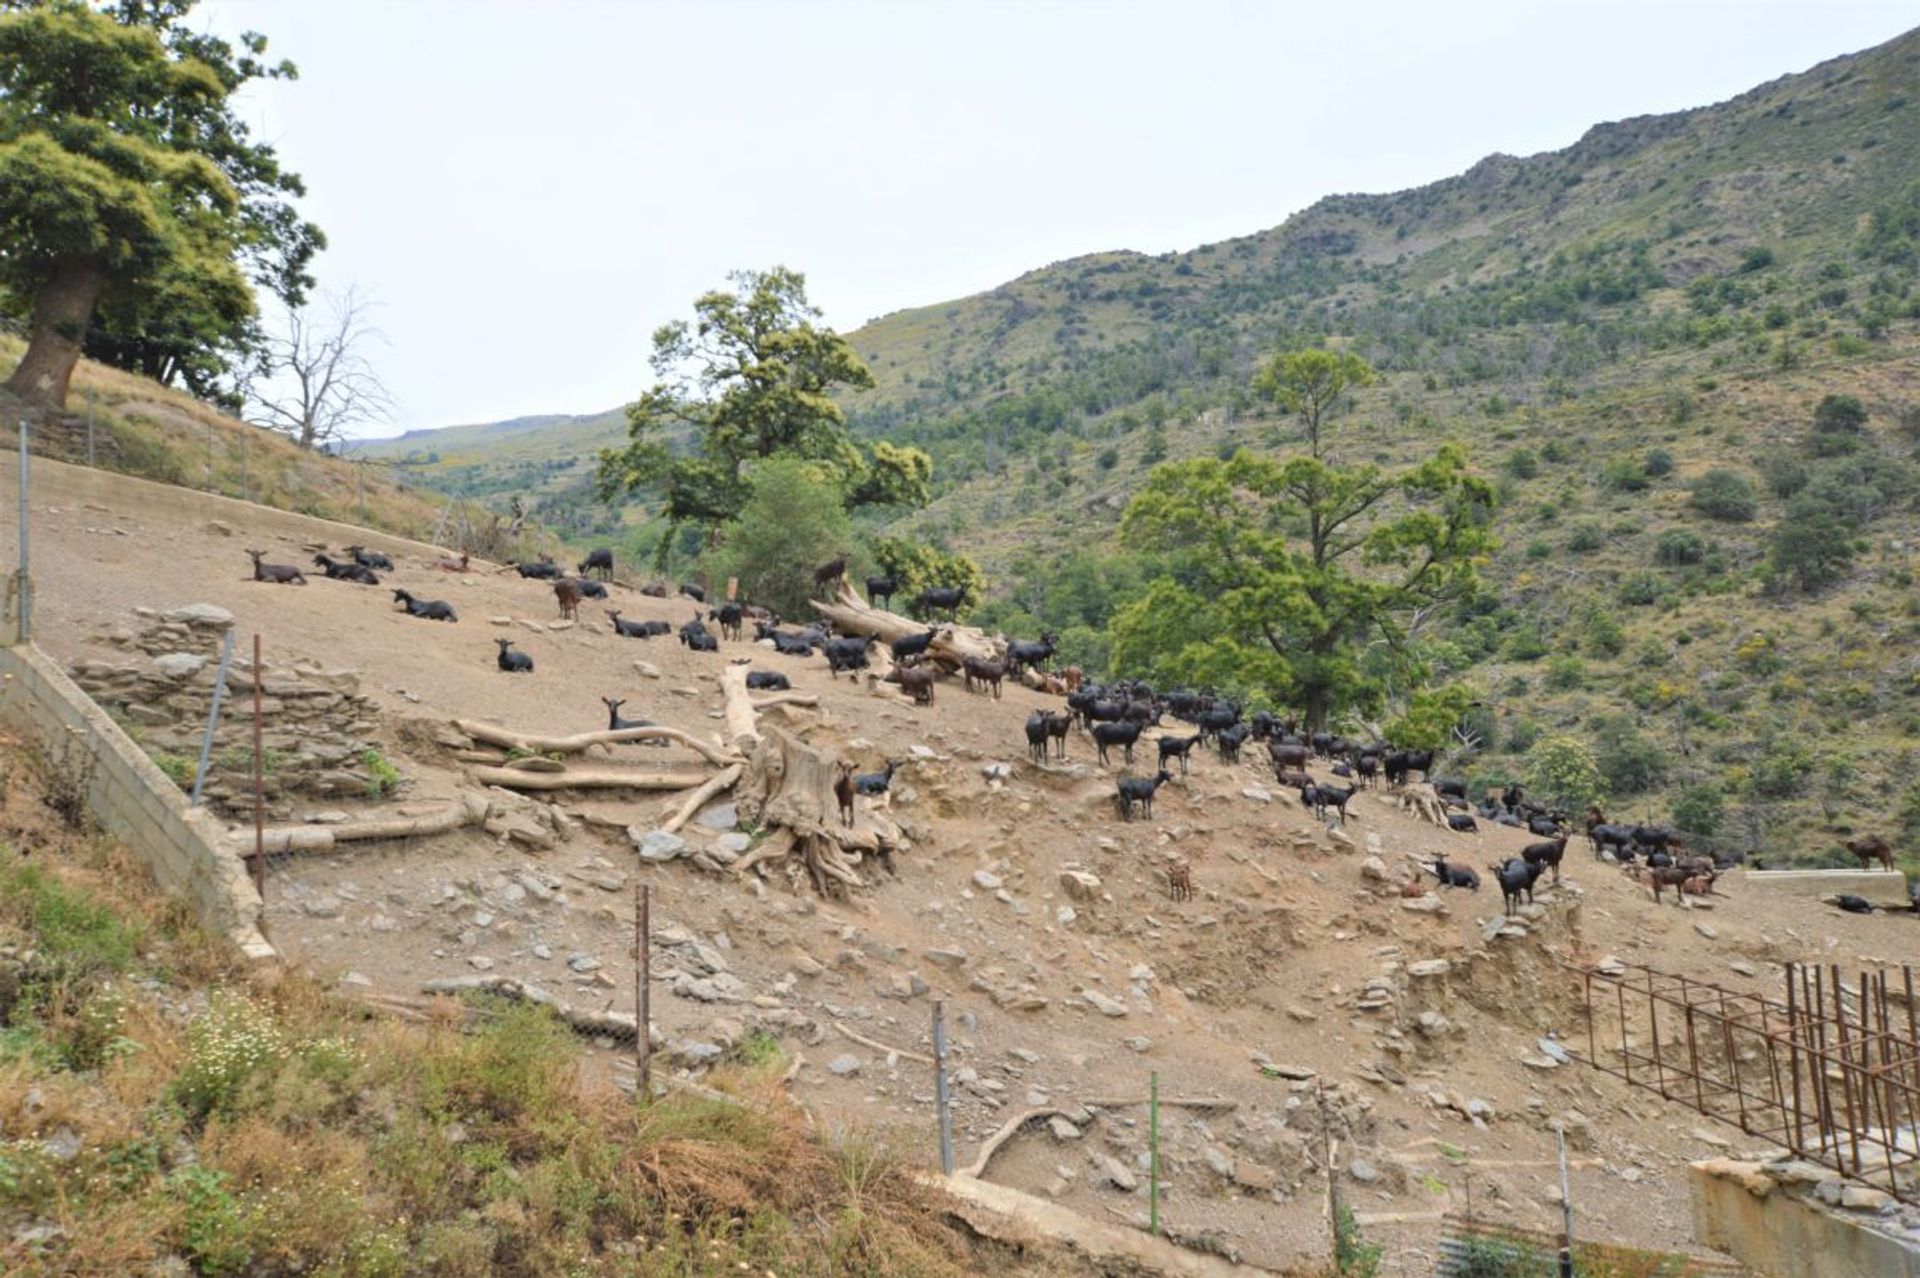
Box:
0 450 456 562
1744 869 1912 908
1691 1160 1920 1278
0 641 274 961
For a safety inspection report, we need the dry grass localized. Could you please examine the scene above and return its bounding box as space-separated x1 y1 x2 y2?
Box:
0 746 1025 1278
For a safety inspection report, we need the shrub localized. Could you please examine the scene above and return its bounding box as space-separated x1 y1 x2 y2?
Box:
1673 783 1725 837
1618 573 1664 606
1527 736 1606 813
1504 625 1548 661
362 749 400 798
1655 528 1706 566
1544 655 1586 690
1643 448 1675 477
1601 457 1649 492
1583 607 1625 658
1813 393 1868 435
1690 468 1758 521
1566 520 1606 553
701 459 857 618
1595 717 1666 795
1095 445 1120 470
1505 448 1538 479
1760 452 1810 499
1768 497 1855 592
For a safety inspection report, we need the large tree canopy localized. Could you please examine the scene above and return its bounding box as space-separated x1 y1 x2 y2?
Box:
0 0 321 411
1112 386 1496 730
596 267 931 551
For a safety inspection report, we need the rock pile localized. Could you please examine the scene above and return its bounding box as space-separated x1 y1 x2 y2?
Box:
71 604 384 818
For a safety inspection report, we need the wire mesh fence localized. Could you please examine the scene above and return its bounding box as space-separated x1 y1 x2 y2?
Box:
1435 1215 1746 1278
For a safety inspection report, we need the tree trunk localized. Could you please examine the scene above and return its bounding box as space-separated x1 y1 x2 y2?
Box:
731 725 903 896
4 257 106 413
808 579 1004 668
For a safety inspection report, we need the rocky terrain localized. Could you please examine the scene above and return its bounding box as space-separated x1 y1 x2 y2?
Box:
17 480 1920 1271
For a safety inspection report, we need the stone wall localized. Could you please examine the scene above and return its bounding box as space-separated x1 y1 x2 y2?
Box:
68 604 385 819
0 641 273 961
1691 1157 1919 1278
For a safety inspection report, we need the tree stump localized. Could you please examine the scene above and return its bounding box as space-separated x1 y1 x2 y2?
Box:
732 726 903 896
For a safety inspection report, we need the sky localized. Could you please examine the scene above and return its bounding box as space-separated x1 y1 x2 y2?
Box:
199 0 1917 435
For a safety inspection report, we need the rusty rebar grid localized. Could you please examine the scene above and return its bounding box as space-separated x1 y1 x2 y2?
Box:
1560 957 1919 1205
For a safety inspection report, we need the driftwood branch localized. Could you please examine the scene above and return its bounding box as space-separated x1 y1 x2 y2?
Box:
966 1107 1073 1179
470 765 713 793
453 718 742 768
253 793 492 855
808 579 1003 667
833 1019 933 1065
660 764 744 835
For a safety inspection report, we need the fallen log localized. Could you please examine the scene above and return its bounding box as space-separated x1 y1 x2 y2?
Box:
659 763 744 835
808 578 1003 667
719 664 762 749
470 765 713 793
452 718 741 768
253 792 492 855
420 974 659 1046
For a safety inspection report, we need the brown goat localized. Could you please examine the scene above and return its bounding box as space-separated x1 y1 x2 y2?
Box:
962 655 1005 698
834 763 855 828
1843 835 1895 872
1167 859 1193 902
641 581 670 598
554 577 583 621
1398 879 1430 899
890 662 937 705
1060 665 1085 693
246 549 306 585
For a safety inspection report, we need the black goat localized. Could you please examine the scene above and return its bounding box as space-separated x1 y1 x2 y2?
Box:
346 545 395 572
602 697 669 747
1216 722 1250 764
890 627 942 663
578 547 614 580
745 671 791 691
313 554 380 584
1446 811 1478 833
1157 732 1202 775
1317 782 1357 824
607 610 653 638
1385 749 1433 786
1092 720 1145 767
680 620 719 652
1024 710 1052 764
495 639 533 672
679 582 706 603
247 549 306 585
866 575 898 608
766 630 815 657
1115 770 1174 821
854 761 899 796
824 635 875 678
568 576 609 600
1005 633 1058 675
392 589 456 621
1521 834 1569 884
1432 858 1480 891
712 601 744 642
514 559 563 580
1493 857 1546 916
912 585 966 620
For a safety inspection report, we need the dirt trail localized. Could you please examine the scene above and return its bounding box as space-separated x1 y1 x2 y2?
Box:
15 479 1919 1272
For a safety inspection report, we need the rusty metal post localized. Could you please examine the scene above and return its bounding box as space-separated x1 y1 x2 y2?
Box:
933 999 954 1176
1830 964 1862 1173
1647 967 1669 1099
251 633 265 904
635 882 651 1100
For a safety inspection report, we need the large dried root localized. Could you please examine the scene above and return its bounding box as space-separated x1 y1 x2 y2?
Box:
452 718 741 768
807 579 1003 667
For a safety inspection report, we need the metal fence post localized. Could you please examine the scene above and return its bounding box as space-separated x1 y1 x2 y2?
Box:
85 387 95 467
15 421 29 644
251 633 265 904
933 999 954 1175
188 628 235 807
1557 1125 1575 1278
635 882 651 1099
1149 1070 1161 1236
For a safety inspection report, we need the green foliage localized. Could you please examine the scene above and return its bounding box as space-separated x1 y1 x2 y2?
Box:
1673 783 1725 838
869 535 986 612
1582 603 1626 657
0 1 321 407
1643 447 1675 477
361 749 400 798
1601 455 1650 492
1813 393 1869 435
595 267 928 546
0 863 142 980
1384 684 1476 752
1767 496 1855 593
1251 347 1378 455
1690 468 1758 521
168 1166 254 1276
1618 572 1665 606
1566 520 1606 553
1527 735 1606 813
1595 717 1666 795
1505 448 1538 479
1333 1203 1381 1278
1544 655 1586 690
1654 528 1707 566
151 750 196 789
700 458 856 618
1115 438 1495 727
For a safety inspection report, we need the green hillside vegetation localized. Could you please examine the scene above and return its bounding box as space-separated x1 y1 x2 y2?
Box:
281 28 1920 865
0 751 1013 1278
0 334 443 540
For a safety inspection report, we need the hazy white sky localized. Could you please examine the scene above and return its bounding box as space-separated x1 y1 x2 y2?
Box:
200 0 1915 433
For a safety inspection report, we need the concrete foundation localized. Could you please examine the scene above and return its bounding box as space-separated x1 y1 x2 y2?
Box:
1691 1159 1920 1278
1743 868 1911 908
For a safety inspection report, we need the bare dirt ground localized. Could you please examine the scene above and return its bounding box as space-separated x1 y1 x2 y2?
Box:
18 483 1920 1274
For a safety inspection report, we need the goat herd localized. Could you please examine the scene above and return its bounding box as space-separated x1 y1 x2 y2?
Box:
246 543 1907 919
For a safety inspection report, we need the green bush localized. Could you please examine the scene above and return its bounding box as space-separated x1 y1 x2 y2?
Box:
1583 607 1625 658
1505 448 1538 479
1813 393 1868 435
362 749 401 798
1601 456 1649 492
700 459 856 618
1673 783 1725 837
1768 498 1855 593
1544 655 1586 690
1618 572 1665 605
1690 468 1758 521
1596 717 1666 795
1760 452 1810 498
1567 520 1606 553
1643 448 1675 477
1527 736 1606 813
1655 528 1707 566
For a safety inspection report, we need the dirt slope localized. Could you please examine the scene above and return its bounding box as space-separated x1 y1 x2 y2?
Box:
14 474 1918 1272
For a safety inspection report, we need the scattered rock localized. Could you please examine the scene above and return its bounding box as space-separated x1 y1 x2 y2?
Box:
1083 989 1127 1018
1359 856 1388 883
1058 869 1102 900
1047 1116 1081 1141
633 661 661 679
826 1054 862 1077
1406 959 1451 978
632 829 688 862
972 869 1004 891
696 803 739 832
1400 895 1446 915
1348 1158 1379 1184
1102 1156 1138 1192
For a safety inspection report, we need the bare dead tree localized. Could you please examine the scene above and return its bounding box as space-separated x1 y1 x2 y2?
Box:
242 287 395 451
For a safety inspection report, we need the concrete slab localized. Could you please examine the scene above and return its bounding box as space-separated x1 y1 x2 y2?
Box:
1743 869 1911 909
